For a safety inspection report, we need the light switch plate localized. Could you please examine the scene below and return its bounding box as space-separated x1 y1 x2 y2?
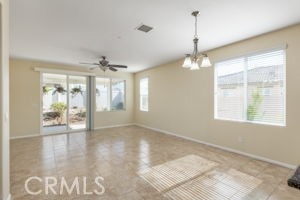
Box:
5 112 8 122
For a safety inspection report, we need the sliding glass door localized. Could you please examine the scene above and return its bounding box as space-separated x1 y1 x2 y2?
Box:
42 73 88 134
42 74 68 133
68 76 87 130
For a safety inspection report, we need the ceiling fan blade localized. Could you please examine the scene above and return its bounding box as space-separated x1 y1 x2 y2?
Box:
79 62 99 65
108 64 127 68
109 67 118 72
89 66 99 70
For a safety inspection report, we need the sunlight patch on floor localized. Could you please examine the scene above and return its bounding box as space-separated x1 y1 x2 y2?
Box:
138 155 219 192
165 168 263 200
138 155 262 200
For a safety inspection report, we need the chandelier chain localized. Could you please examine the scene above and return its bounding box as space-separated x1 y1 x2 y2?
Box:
194 14 198 38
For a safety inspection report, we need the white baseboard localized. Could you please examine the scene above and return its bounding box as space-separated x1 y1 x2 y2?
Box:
93 123 134 130
10 134 40 140
10 124 134 139
135 123 297 169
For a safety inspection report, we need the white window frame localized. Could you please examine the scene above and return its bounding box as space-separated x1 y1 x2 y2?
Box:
140 77 149 112
95 77 126 112
214 48 286 127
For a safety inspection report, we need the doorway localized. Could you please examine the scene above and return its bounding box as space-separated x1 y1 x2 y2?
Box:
41 73 89 134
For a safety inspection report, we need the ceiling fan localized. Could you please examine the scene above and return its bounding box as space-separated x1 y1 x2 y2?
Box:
80 56 128 72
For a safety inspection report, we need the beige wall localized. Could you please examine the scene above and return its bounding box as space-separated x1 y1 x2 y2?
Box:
10 59 134 138
0 0 10 199
134 24 300 166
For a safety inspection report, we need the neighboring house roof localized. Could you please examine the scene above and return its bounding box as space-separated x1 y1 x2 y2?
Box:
218 65 284 85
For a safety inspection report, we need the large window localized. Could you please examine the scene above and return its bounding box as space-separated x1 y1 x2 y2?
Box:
96 77 125 111
215 49 286 126
140 77 149 111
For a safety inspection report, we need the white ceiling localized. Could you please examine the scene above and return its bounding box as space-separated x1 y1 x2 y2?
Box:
10 0 300 72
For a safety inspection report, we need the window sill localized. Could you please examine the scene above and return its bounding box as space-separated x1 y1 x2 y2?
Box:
96 109 126 113
214 117 286 127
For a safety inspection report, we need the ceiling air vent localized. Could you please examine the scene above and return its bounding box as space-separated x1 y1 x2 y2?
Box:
136 24 153 33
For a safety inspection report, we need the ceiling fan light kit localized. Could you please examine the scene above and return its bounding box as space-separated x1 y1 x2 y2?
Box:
182 11 212 70
79 56 128 72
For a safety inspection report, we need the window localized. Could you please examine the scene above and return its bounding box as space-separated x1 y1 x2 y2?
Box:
140 77 149 111
111 79 125 110
96 78 110 111
96 77 125 111
215 49 286 126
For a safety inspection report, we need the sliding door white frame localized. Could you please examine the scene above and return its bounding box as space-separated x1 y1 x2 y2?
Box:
39 72 91 135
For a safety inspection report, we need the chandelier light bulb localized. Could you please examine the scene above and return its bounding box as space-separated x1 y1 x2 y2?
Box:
190 61 200 70
182 54 192 68
200 55 212 68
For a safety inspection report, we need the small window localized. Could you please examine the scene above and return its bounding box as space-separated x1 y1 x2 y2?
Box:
215 49 286 126
140 77 149 111
96 77 126 112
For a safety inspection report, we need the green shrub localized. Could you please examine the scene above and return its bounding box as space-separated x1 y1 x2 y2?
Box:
50 102 67 124
247 89 263 121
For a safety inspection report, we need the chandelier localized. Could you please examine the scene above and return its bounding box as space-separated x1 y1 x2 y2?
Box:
182 11 212 70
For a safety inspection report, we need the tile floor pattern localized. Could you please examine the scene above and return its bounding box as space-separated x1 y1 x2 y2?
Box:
10 125 300 199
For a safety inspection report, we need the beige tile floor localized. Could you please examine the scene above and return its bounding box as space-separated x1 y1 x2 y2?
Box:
10 125 300 200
